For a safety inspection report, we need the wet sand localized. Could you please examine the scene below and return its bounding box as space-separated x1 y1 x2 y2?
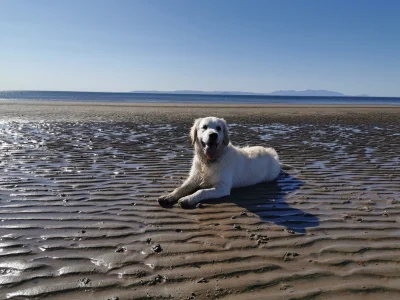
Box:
1 102 400 300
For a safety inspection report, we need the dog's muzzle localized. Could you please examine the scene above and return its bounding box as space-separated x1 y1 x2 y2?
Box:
202 141 219 161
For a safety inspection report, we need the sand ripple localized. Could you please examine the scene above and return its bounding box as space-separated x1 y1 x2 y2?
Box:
0 119 399 300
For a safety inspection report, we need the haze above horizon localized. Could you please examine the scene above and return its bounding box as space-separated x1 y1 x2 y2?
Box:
1 0 399 97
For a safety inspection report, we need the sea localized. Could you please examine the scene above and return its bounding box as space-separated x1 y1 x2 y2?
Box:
1 90 400 105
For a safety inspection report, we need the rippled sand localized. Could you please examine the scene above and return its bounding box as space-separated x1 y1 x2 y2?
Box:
0 103 399 300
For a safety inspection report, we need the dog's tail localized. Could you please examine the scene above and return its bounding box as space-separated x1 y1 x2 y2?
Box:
280 163 295 171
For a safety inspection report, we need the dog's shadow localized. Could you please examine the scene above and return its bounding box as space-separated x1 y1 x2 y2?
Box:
203 172 319 234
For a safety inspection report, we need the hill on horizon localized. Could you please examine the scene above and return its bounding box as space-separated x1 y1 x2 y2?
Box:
130 89 359 97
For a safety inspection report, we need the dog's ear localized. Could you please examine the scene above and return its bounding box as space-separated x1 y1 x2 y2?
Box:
190 118 201 145
221 118 230 145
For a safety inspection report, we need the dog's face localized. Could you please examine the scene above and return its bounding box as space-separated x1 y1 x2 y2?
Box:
190 117 230 161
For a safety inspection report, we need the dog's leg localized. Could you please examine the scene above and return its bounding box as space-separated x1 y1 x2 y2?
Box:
178 183 231 208
158 174 201 206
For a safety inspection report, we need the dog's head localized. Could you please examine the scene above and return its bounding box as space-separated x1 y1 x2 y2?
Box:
190 117 230 162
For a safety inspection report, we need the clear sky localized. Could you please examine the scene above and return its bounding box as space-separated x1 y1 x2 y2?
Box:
1 0 399 96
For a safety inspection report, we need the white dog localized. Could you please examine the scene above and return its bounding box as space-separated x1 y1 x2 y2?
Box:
158 117 281 208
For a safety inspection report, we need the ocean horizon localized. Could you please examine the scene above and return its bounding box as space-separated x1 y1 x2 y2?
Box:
1 90 400 105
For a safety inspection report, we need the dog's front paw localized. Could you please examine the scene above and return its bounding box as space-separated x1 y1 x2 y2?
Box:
178 197 196 209
157 194 178 207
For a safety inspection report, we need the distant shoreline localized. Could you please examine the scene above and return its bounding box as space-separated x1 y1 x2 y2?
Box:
130 90 365 97
0 90 384 98
0 100 398 107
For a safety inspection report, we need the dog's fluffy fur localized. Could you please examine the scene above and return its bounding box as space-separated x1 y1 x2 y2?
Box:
158 117 281 208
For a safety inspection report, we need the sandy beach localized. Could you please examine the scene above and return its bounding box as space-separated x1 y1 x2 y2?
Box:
1 102 399 300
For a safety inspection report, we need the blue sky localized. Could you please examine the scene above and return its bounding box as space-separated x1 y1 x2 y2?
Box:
1 0 399 96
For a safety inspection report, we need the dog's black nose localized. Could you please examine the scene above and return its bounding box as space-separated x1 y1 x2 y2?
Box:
209 133 218 141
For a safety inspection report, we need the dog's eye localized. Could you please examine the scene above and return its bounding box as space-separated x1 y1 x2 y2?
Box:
216 126 221 131
202 125 208 130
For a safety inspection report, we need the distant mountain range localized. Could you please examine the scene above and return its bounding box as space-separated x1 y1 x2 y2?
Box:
130 89 368 97
266 90 345 96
